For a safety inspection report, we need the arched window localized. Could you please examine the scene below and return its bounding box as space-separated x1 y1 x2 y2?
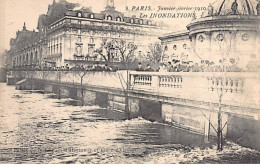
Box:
107 15 112 20
198 35 204 42
217 34 224 41
116 17 121 21
78 12 82 17
90 14 94 19
242 33 249 41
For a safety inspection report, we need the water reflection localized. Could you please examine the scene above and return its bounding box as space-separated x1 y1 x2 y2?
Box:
0 83 259 164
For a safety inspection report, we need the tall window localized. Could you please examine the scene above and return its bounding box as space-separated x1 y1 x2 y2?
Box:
35 51 38 62
60 43 62 53
57 44 59 53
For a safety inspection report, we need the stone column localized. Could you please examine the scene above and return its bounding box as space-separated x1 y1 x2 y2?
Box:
205 32 212 61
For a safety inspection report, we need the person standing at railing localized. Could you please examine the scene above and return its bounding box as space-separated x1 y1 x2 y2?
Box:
103 64 111 72
159 63 167 72
135 62 144 71
65 64 70 70
167 62 174 72
145 64 154 72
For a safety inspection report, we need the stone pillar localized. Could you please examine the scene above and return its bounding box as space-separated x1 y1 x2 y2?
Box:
128 98 140 118
77 89 96 105
151 75 159 92
60 86 70 97
204 113 211 143
44 84 53 92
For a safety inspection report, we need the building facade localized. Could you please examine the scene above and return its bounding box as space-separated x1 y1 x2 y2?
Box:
159 0 260 71
10 0 168 68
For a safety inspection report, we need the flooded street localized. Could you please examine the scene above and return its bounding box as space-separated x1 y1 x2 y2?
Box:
0 83 260 164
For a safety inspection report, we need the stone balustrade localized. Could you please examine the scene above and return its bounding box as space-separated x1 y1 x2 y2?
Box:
129 71 260 110
11 70 260 111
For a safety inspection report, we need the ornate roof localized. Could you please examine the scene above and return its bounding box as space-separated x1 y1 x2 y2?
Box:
10 24 39 51
202 0 258 17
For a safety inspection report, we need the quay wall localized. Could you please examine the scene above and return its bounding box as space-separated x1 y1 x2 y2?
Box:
10 70 260 150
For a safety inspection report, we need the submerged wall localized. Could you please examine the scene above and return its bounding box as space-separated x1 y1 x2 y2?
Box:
10 70 260 150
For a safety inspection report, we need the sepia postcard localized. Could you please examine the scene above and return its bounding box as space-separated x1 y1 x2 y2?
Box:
0 0 260 165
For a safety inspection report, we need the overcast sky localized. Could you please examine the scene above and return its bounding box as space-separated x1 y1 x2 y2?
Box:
0 0 215 52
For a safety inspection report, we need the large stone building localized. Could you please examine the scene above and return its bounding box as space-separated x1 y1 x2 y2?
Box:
159 0 260 71
10 0 167 68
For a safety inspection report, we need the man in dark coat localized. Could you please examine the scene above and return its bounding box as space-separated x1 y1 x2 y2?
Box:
135 62 144 71
145 64 154 72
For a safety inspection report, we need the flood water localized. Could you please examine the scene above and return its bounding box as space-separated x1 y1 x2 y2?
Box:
0 83 260 164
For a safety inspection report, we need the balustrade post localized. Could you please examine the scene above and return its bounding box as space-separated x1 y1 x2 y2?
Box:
151 75 159 92
130 74 135 89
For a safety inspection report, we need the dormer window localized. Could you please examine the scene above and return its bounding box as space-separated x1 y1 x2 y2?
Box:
90 37 94 43
140 19 143 24
107 15 112 21
78 12 82 17
116 17 121 21
90 14 94 19
130 19 134 23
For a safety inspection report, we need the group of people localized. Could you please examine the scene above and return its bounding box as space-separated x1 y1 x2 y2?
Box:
12 63 117 72
135 62 155 72
13 59 243 73
61 64 118 72
134 60 242 72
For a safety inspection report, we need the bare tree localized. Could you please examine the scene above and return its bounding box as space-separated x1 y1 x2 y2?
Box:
94 39 116 62
109 39 139 118
115 39 138 64
190 30 237 151
146 42 166 62
56 70 68 99
76 69 89 106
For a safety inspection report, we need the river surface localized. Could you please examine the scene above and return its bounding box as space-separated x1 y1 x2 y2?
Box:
0 83 260 164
